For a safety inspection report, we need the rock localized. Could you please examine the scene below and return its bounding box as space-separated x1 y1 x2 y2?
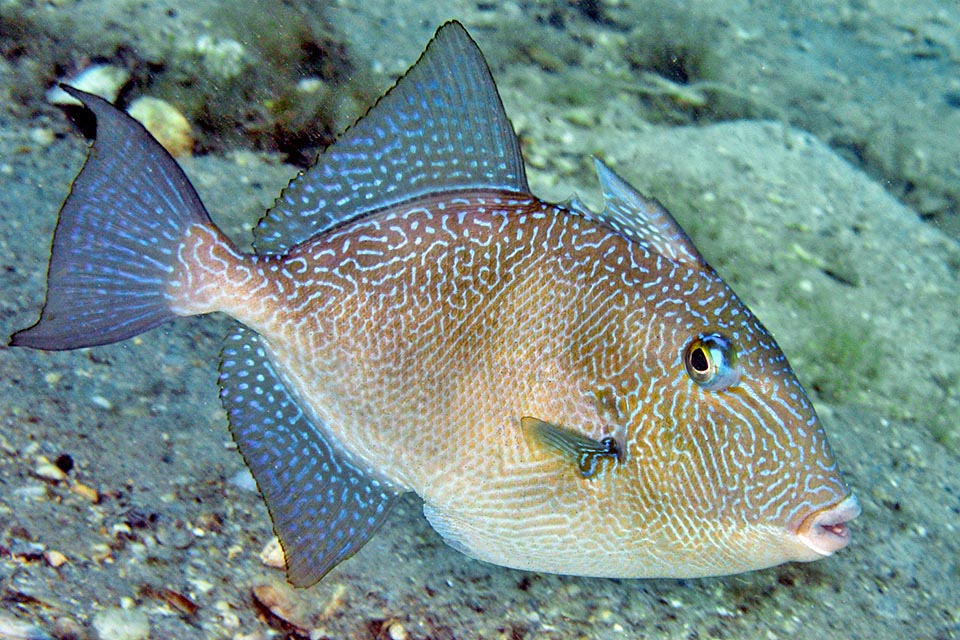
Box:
92 607 150 640
127 97 195 158
259 537 285 569
0 612 53 640
44 549 68 568
47 64 129 105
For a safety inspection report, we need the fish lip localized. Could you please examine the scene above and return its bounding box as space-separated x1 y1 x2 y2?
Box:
795 494 861 556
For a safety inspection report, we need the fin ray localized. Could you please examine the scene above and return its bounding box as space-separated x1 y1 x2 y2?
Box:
565 158 705 267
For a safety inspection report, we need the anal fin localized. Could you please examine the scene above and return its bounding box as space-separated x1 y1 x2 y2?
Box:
219 327 397 586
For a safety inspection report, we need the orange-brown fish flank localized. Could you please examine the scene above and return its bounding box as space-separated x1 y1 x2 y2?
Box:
11 21 859 587
167 223 245 316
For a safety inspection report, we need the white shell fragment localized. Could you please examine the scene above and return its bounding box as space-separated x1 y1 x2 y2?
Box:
47 64 130 105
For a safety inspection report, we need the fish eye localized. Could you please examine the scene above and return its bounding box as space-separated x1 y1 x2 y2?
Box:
684 333 740 391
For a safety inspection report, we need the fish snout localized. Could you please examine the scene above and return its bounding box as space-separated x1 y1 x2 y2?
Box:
795 494 861 556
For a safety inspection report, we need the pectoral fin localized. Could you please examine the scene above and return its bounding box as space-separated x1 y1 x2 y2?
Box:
521 416 620 478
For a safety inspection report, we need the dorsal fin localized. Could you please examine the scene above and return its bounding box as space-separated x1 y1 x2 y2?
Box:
566 159 706 268
254 20 529 254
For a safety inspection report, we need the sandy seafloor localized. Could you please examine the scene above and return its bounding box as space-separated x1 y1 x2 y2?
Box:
1 1 959 639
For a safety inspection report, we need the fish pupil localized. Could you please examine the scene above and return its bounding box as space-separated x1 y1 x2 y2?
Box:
689 346 710 374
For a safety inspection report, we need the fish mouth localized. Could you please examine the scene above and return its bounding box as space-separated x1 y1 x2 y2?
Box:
796 494 861 556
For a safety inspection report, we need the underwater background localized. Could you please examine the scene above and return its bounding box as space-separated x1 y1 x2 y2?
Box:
0 0 957 638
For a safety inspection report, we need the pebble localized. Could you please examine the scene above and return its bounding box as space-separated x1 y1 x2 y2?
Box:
259 537 286 569
92 607 150 640
0 613 53 640
214 600 240 629
388 621 408 640
53 617 84 639
90 395 113 410
251 582 311 633
155 520 194 549
12 485 47 500
563 107 597 128
28 127 55 146
34 457 67 482
229 468 258 492
90 543 113 564
47 64 130 105
127 97 195 158
44 549 68 568
9 538 46 560
70 481 100 503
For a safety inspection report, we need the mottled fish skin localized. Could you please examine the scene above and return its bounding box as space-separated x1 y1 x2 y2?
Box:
11 21 859 585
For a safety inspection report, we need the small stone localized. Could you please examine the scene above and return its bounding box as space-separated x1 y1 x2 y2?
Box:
90 395 113 410
190 578 214 595
127 97 194 158
71 482 100 503
155 520 194 549
34 457 67 482
48 64 130 105
260 537 286 569
92 606 150 640
0 613 52 640
563 107 597 128
12 485 47 500
388 621 408 640
53 616 84 639
29 127 55 146
214 600 240 629
251 582 311 634
296 77 328 94
10 538 45 561
90 543 113 564
229 468 258 492
44 549 68 567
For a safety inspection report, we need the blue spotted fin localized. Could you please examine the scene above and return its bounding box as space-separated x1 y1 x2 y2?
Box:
567 158 706 268
254 20 529 255
10 86 212 350
521 416 621 479
219 327 398 586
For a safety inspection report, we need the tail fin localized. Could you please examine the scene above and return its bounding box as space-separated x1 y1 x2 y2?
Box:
11 86 213 350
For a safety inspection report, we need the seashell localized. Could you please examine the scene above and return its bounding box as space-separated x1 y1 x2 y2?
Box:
47 64 129 105
126 96 195 157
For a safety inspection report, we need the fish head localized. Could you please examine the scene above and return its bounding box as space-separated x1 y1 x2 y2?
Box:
607 267 859 576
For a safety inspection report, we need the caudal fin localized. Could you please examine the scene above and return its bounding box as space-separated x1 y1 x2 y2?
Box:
11 86 214 350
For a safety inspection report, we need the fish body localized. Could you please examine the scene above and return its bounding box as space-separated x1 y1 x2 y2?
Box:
11 22 858 586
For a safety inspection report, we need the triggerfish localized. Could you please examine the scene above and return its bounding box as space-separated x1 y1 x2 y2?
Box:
12 21 859 586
